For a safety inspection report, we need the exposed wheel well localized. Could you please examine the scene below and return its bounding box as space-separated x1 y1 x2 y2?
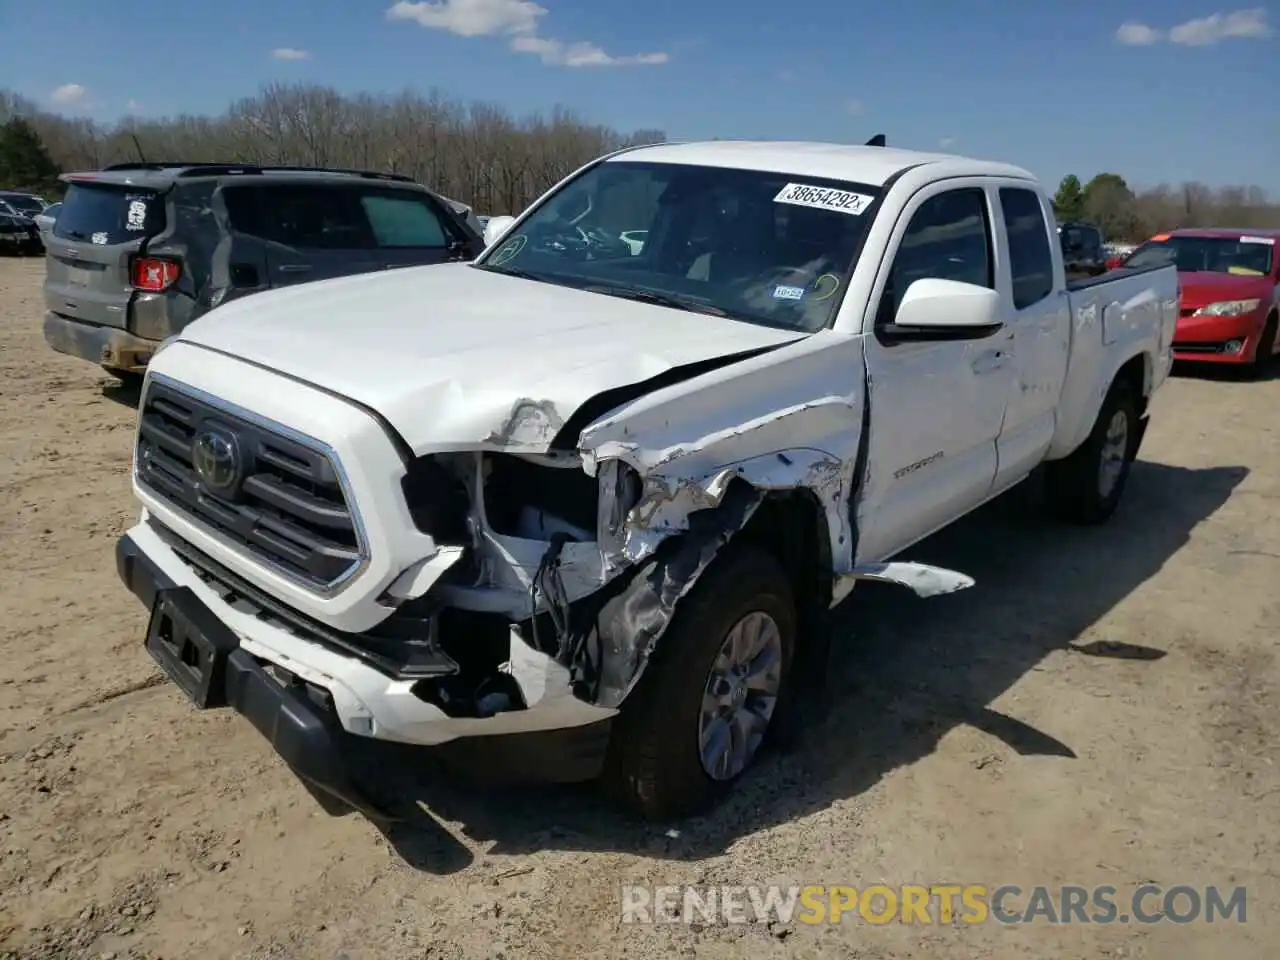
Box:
735 489 833 629
1115 353 1149 419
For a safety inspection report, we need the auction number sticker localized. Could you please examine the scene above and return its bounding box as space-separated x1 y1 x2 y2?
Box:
1240 235 1276 245
774 183 874 216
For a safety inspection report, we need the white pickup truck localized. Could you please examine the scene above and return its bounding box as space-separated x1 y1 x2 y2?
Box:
116 140 1178 822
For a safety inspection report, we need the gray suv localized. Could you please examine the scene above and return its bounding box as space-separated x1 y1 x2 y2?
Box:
42 162 484 383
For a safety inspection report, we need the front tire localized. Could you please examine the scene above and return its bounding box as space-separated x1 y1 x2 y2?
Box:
601 544 796 821
1249 313 1277 380
1044 379 1139 525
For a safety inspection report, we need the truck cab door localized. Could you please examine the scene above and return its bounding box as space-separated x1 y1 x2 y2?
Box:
990 186 1071 491
856 182 1015 562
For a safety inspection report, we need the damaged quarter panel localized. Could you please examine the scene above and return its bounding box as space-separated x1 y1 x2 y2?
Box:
579 328 867 576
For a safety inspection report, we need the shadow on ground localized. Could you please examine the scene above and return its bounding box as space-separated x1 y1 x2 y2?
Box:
331 460 1247 872
101 377 142 410
1171 356 1277 383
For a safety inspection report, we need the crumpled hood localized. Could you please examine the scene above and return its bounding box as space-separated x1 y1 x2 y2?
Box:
178 263 803 453
1177 271 1274 310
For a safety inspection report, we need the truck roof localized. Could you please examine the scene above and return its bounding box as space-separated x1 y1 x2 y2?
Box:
613 140 1037 186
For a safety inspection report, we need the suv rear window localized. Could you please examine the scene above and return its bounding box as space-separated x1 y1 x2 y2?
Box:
53 183 165 245
224 183 459 250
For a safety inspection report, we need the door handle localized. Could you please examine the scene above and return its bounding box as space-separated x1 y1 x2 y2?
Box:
277 264 312 273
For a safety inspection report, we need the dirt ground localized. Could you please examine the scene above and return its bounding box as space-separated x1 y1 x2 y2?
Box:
0 256 1277 959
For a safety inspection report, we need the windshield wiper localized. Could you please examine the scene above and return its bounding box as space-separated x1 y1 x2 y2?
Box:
583 285 728 317
474 263 545 282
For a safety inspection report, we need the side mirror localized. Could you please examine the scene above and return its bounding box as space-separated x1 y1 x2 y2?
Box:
483 215 516 247
883 278 1004 342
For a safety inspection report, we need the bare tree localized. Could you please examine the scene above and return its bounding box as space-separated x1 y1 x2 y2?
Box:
1 82 667 213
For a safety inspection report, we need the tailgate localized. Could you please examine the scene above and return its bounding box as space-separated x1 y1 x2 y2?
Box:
44 182 165 331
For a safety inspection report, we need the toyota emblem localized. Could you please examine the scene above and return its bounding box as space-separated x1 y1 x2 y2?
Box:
192 428 242 495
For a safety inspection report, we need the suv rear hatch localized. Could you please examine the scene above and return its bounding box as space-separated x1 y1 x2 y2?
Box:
44 180 166 331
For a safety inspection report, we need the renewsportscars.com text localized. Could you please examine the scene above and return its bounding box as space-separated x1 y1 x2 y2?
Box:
620 884 1247 926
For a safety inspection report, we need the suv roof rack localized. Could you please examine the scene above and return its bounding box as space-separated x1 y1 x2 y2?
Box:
100 161 416 183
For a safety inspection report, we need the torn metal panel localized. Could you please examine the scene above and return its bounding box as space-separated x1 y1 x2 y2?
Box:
832 561 975 607
583 395 861 574
569 481 764 710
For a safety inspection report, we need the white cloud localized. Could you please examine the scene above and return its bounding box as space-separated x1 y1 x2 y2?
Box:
271 47 312 60
939 136 957 149
1115 22 1161 45
1169 8 1271 45
386 0 667 67
1115 9 1271 46
510 35 666 66
49 83 88 106
125 99 142 113
844 99 864 116
387 0 546 37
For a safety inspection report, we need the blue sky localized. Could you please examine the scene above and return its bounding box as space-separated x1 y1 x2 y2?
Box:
5 0 1279 193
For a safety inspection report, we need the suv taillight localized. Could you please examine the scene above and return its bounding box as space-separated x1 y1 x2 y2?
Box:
131 257 180 292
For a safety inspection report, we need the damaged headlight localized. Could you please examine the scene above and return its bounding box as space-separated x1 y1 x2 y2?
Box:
596 459 642 559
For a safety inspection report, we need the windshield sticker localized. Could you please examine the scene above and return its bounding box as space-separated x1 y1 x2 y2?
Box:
810 273 840 301
91 232 108 245
489 234 526 266
1239 235 1276 246
774 183 874 216
125 200 147 231
772 284 805 301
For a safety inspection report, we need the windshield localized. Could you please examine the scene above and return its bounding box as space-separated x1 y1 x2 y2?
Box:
0 194 43 215
1124 235 1275 276
475 160 882 333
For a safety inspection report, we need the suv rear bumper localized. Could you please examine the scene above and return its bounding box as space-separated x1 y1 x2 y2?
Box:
43 312 155 372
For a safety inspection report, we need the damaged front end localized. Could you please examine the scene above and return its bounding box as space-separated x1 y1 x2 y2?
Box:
380 447 769 723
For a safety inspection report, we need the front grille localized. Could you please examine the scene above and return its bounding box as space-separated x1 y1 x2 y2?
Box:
136 378 364 591
1173 341 1230 354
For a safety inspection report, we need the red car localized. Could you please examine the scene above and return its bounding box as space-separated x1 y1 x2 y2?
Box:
1114 229 1279 374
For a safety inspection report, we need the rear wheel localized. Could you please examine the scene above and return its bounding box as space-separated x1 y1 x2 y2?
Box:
1250 313 1277 380
1044 379 1139 525
601 544 796 821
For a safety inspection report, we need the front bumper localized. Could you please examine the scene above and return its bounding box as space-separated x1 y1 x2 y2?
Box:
1172 310 1268 364
117 533 392 818
43 312 156 371
116 523 616 811
0 230 41 254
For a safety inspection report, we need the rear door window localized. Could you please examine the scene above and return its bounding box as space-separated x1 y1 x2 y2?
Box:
228 183 460 251
255 184 372 250
53 183 165 245
999 187 1054 309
